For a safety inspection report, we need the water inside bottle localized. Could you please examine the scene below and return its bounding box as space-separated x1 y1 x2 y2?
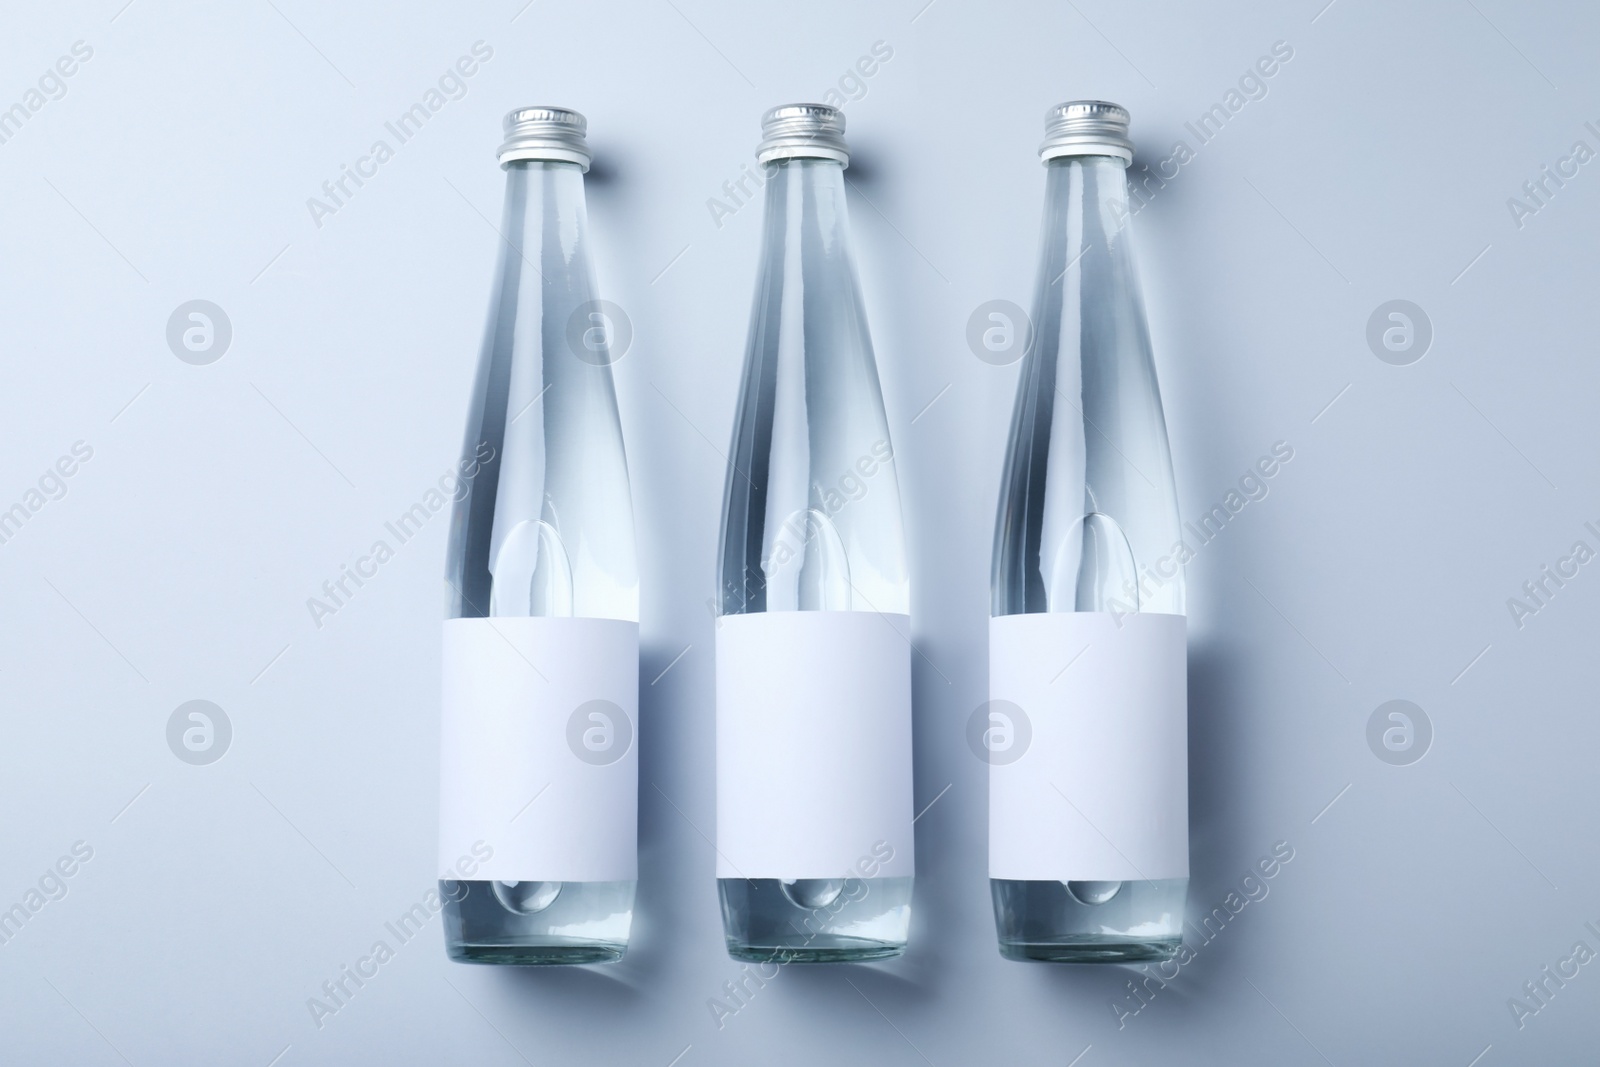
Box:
1066 880 1123 905
764 507 853 611
1048 511 1138 612
781 878 846 909
493 880 562 914
487 517 577 915
490 518 574 617
1063 513 1136 906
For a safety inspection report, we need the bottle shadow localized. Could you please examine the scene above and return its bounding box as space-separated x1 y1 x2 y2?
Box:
628 636 705 985
582 146 621 188
839 137 970 1006
891 647 970 999
773 955 926 1002
491 955 647 1005
1187 638 1256 907
841 145 881 185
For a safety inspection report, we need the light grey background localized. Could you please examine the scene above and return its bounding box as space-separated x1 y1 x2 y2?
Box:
2 0 1596 1063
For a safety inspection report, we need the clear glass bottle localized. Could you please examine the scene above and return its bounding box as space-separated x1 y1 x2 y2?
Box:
715 104 913 962
439 108 638 964
989 102 1188 962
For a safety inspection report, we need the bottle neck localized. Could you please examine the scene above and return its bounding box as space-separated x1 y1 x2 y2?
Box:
500 160 588 263
751 157 868 378
1032 153 1149 437
757 157 854 267
1038 155 1134 297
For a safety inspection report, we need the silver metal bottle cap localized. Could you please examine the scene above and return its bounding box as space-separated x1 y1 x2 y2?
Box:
756 103 849 166
498 106 591 170
1039 100 1133 163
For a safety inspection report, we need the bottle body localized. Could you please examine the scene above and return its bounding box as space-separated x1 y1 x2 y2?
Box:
715 153 913 962
989 150 1188 962
439 157 639 964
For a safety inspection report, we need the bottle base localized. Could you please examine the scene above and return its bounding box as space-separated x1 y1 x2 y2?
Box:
997 935 1181 964
445 939 626 966
991 877 1186 965
719 876 911 965
725 938 905 964
440 879 633 967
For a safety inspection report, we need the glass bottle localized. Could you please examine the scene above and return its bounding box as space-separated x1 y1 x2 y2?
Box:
715 104 914 963
989 102 1189 962
438 108 638 964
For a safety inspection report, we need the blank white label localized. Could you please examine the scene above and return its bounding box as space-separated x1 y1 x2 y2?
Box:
438 617 638 883
716 611 915 880
988 612 1188 882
